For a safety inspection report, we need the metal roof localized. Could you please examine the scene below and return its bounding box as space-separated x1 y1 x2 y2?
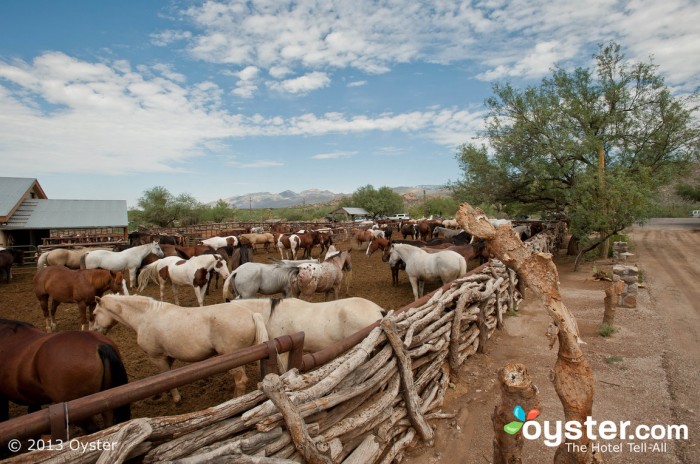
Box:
330 207 370 216
3 199 128 230
0 177 42 217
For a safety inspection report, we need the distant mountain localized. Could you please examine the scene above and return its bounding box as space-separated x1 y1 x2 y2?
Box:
211 185 449 209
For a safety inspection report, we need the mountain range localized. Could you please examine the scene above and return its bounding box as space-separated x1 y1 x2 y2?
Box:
213 185 450 209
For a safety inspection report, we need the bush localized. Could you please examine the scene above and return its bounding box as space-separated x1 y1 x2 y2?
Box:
598 323 617 337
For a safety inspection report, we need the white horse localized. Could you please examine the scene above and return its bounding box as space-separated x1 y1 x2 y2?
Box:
137 254 230 306
263 297 384 353
82 242 164 288
388 243 467 301
294 248 352 301
92 294 269 402
222 260 313 300
200 235 238 249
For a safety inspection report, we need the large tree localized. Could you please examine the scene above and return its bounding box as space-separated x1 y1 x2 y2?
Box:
136 186 206 227
452 42 699 255
341 185 404 218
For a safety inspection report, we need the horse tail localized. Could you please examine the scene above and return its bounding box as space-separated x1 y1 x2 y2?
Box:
252 312 269 345
223 271 236 301
37 251 49 268
97 343 131 424
137 261 159 293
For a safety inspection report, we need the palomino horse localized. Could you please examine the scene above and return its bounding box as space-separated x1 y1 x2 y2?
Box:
37 247 110 269
388 243 467 301
294 248 352 301
137 254 230 306
0 248 23 283
33 267 126 331
0 319 130 429
240 233 275 252
92 294 269 402
223 261 312 300
83 242 164 288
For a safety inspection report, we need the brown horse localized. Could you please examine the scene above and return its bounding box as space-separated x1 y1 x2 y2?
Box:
33 267 126 332
0 248 23 283
0 319 131 430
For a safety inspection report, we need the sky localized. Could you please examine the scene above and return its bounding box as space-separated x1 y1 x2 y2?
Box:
1 1 698 209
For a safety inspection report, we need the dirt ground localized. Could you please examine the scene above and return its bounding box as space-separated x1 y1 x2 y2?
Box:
1 220 698 463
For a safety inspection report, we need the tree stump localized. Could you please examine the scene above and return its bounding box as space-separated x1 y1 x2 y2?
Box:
603 280 624 326
492 363 540 464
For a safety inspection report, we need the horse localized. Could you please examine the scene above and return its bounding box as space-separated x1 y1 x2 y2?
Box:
350 228 382 249
33 267 126 331
432 226 467 239
0 319 130 429
92 294 269 402
0 248 23 283
262 297 384 353
388 243 467 300
199 235 239 249
293 230 329 259
137 254 230 307
400 223 418 240
82 241 164 288
277 233 302 260
239 233 275 252
231 242 253 270
294 248 352 301
37 247 111 269
223 261 309 300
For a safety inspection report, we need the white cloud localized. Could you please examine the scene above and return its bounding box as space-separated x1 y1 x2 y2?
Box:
172 0 699 90
150 29 192 46
347 80 367 88
230 160 284 168
269 71 330 94
311 151 356 160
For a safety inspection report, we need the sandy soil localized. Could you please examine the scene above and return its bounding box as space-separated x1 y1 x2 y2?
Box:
404 218 700 464
1 220 698 463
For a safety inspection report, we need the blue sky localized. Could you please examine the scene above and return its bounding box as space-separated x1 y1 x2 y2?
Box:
1 1 698 208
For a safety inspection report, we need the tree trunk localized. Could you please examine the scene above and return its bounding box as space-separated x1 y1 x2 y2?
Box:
602 280 624 326
566 235 579 256
492 363 540 464
455 203 601 464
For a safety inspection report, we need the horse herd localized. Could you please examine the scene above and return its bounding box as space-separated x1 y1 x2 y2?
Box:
0 218 526 437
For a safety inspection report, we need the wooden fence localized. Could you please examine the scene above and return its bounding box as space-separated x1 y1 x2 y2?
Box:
2 259 520 464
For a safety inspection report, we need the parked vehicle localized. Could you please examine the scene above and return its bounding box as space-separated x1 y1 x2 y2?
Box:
690 210 700 218
388 213 410 221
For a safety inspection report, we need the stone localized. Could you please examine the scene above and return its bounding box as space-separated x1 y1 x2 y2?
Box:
622 294 637 308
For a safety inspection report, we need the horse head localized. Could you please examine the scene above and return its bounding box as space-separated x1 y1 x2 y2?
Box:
151 241 165 258
92 296 119 334
109 270 127 295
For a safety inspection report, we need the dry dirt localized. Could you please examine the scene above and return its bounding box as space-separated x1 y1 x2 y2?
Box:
1 219 698 463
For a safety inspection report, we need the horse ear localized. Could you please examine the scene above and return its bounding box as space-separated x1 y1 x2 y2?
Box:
95 296 102 304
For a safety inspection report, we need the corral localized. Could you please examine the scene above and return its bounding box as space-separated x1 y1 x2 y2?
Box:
1 218 697 463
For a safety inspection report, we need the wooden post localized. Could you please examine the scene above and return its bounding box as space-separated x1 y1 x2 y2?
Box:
603 280 624 326
492 363 540 464
455 203 602 464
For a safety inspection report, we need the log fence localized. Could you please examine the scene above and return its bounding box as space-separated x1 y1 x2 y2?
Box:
1 258 522 464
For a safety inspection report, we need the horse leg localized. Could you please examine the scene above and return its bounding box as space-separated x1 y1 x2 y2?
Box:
49 299 60 332
194 285 205 307
230 366 248 397
171 283 180 306
38 295 52 332
409 276 420 301
78 301 89 331
418 280 425 299
150 357 181 403
129 267 137 288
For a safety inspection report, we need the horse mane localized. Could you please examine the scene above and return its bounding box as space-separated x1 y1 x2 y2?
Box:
269 297 282 316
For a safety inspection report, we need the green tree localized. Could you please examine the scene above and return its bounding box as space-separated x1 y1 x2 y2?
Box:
137 186 176 227
676 183 700 202
344 185 404 218
207 199 235 223
172 193 204 226
452 42 699 256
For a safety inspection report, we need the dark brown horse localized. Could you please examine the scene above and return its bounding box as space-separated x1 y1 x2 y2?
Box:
0 248 23 283
33 267 126 332
0 319 131 430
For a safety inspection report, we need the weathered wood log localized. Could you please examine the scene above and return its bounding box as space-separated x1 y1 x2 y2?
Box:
492 363 541 464
96 418 152 464
456 203 599 464
603 280 624 326
380 318 434 446
378 428 416 464
261 374 334 464
342 434 383 464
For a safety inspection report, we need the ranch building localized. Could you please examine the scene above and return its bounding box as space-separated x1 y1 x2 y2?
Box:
0 177 128 259
328 206 370 222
